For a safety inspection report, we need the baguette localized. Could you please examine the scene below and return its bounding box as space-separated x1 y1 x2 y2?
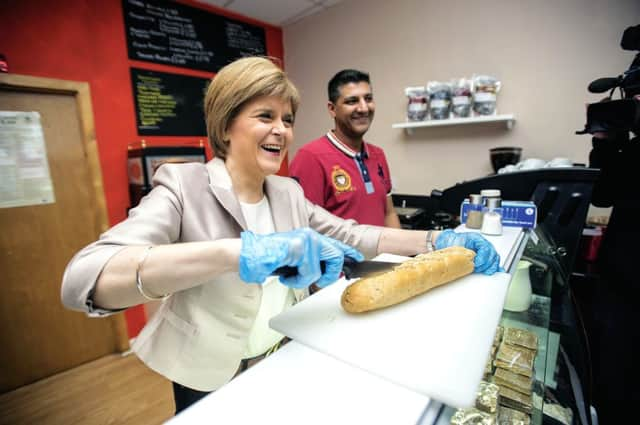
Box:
341 246 475 313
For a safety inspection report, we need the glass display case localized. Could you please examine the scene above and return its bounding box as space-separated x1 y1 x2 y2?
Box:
431 227 588 425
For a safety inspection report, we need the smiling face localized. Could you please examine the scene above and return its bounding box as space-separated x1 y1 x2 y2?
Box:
329 81 375 142
225 95 294 179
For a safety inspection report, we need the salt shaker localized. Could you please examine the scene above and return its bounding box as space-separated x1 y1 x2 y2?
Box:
481 197 503 235
480 189 501 205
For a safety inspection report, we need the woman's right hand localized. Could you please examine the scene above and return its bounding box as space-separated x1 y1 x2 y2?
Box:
239 228 364 289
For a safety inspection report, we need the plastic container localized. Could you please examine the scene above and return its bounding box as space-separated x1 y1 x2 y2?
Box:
579 226 605 262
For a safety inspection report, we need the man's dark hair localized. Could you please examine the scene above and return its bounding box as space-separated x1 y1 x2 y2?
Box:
328 69 370 103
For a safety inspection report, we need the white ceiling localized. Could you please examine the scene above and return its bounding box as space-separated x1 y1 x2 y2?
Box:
196 0 344 27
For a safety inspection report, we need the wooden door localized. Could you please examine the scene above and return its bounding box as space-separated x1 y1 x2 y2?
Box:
0 74 128 393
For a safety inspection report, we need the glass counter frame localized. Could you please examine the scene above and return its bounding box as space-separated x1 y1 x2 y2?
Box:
433 228 575 425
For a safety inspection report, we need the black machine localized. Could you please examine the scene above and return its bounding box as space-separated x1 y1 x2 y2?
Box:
394 167 600 279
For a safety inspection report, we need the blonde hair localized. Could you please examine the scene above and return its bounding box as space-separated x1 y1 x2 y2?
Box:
204 57 300 159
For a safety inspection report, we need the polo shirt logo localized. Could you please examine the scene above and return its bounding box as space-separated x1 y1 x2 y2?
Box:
331 165 353 193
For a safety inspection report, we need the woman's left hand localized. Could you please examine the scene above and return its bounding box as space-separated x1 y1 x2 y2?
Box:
435 229 502 275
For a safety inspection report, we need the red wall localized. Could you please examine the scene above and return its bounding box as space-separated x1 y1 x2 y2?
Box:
2 0 286 338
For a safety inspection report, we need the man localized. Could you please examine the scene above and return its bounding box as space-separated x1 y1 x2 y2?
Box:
290 69 401 228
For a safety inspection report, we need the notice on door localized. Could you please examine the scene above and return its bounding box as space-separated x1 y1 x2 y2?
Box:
122 0 266 73
0 111 55 208
131 68 209 136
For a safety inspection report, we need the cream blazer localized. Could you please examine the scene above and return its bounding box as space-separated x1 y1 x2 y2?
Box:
61 158 382 391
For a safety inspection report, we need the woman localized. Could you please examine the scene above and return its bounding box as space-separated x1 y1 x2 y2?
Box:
61 57 500 413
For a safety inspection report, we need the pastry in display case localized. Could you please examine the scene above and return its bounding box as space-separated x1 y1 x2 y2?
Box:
503 327 538 351
498 406 531 424
493 368 533 396
475 381 500 414
450 407 496 425
451 325 539 424
494 342 535 378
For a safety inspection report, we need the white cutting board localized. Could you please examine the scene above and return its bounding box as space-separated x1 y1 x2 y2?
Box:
270 255 511 408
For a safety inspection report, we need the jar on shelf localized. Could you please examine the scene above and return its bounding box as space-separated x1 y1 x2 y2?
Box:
427 81 452 120
405 86 428 122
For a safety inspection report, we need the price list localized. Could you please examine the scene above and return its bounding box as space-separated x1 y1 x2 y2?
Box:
131 68 209 136
123 0 266 72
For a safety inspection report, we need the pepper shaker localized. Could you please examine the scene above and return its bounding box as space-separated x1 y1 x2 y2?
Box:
466 194 484 229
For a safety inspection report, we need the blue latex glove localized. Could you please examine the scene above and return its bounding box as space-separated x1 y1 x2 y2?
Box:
434 229 502 275
239 228 364 289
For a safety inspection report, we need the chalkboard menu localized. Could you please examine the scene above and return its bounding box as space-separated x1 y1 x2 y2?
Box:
130 68 209 136
122 0 267 73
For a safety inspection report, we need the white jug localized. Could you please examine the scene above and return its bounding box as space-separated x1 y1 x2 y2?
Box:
504 260 532 312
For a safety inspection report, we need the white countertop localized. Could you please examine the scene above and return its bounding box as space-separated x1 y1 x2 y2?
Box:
166 340 431 425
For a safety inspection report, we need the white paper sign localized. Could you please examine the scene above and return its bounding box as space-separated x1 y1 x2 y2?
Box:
0 111 55 208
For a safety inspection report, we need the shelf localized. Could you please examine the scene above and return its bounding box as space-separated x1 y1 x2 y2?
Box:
392 113 515 134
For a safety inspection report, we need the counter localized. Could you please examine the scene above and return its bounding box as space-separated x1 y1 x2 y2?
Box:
167 340 432 424
167 227 568 424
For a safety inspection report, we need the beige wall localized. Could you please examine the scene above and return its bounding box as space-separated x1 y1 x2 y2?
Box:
283 0 640 197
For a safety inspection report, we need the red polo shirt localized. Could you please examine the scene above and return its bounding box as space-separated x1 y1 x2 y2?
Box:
289 132 393 226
